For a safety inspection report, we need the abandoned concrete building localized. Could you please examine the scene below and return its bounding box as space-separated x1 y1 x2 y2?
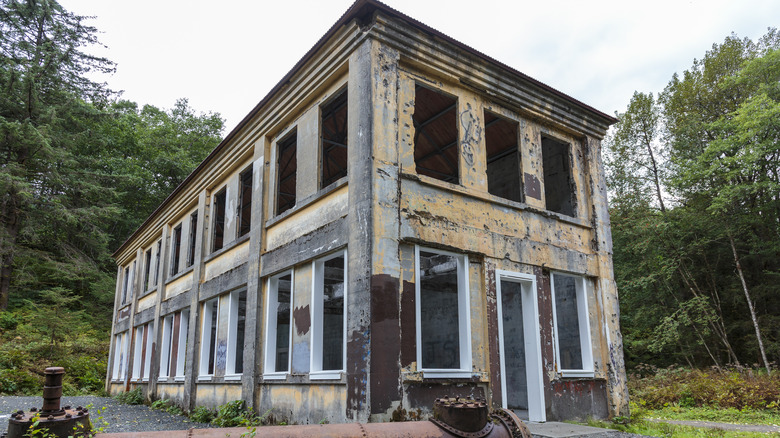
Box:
107 0 629 424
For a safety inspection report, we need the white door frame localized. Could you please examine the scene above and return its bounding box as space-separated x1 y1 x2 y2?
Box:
495 270 546 422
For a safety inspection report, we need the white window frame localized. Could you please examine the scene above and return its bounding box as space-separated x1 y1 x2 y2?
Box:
142 324 153 381
415 245 472 378
225 288 247 380
310 250 347 380
112 332 129 381
199 297 220 380
132 325 145 380
158 314 174 380
264 271 294 380
173 310 189 381
550 272 594 378
495 270 546 422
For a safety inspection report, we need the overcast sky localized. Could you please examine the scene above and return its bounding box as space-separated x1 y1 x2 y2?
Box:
59 0 780 132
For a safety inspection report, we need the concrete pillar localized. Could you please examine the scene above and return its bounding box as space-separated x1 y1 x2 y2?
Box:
149 225 171 399
105 265 124 393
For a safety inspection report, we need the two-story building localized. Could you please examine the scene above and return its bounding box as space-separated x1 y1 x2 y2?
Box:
107 0 629 424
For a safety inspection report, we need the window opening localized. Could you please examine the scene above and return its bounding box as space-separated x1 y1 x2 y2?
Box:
416 246 471 377
212 189 227 252
154 240 162 286
121 266 130 304
237 165 253 237
311 251 346 377
320 89 348 188
551 273 593 376
485 112 522 202
541 136 575 216
265 272 293 377
132 324 145 380
276 132 297 215
113 332 128 380
200 298 219 376
187 211 198 267
170 225 182 276
143 248 152 291
227 289 247 376
159 315 173 378
413 85 459 183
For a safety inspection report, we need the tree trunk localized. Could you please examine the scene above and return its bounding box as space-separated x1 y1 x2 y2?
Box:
727 231 770 373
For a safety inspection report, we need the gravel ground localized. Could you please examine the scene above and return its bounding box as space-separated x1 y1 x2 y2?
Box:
0 396 211 434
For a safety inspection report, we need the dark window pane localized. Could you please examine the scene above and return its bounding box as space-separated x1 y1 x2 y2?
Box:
213 190 226 251
277 132 297 215
171 225 182 275
485 112 522 202
542 137 575 216
187 212 198 267
238 167 252 236
419 251 460 369
207 299 218 375
321 89 348 188
321 256 344 371
554 275 582 370
275 274 292 372
234 290 246 374
500 280 527 409
413 85 459 183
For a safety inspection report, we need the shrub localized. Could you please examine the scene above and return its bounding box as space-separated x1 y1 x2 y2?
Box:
115 387 144 405
211 400 262 427
189 406 216 423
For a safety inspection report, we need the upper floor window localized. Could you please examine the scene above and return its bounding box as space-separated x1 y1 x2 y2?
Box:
320 88 348 188
153 239 162 286
276 131 297 215
187 211 198 267
542 136 575 216
413 85 459 184
415 246 471 378
143 248 153 291
170 224 182 276
551 273 593 377
264 271 293 379
212 188 227 252
311 251 347 379
121 265 131 304
237 165 253 237
485 111 522 203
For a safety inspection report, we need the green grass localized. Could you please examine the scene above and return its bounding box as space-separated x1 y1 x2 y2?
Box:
588 417 778 438
643 405 780 426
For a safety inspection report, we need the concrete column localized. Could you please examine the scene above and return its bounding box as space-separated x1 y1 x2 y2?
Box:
183 191 209 410
148 225 170 398
459 93 488 192
586 136 629 418
105 265 124 392
124 248 144 391
242 150 265 408
346 38 403 422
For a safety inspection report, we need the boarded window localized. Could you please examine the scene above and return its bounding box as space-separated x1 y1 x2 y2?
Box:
237 166 252 237
485 112 522 202
320 89 348 188
413 85 459 183
276 132 297 215
212 189 226 251
542 136 575 216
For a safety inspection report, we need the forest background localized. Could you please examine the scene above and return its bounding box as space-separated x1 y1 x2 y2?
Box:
0 0 778 398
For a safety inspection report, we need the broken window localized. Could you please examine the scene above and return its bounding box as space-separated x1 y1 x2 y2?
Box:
413 85 459 184
154 239 162 286
542 136 575 216
226 288 247 377
416 247 471 377
237 165 253 237
485 112 522 202
187 211 198 268
199 298 219 377
551 273 592 376
264 271 293 378
320 88 348 188
143 248 152 291
311 251 347 378
212 189 227 252
276 131 297 215
170 224 182 276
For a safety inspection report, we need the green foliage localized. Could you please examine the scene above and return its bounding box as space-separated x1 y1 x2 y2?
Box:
211 400 266 428
189 406 217 424
114 387 144 405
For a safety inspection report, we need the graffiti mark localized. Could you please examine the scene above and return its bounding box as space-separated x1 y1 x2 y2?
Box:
460 103 482 168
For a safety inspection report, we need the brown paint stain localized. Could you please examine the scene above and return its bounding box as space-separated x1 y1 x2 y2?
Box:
293 305 310 335
549 380 608 421
524 173 541 200
370 274 401 414
485 264 502 408
400 280 416 367
535 266 555 412
406 382 486 410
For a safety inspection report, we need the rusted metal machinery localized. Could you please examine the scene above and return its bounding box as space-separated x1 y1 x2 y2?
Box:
101 396 531 438
3 367 91 438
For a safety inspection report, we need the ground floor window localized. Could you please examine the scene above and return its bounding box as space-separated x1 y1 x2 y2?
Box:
311 250 347 379
160 310 189 380
415 246 471 378
199 298 219 378
112 331 129 381
264 271 293 379
551 273 593 377
132 323 153 381
226 289 247 379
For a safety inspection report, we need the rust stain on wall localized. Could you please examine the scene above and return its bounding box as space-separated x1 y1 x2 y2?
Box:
370 274 401 414
293 305 310 336
484 264 502 408
534 266 555 406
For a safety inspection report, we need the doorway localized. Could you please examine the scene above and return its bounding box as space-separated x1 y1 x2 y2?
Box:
496 271 545 422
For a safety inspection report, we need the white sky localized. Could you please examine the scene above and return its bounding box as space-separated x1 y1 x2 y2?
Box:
60 0 780 132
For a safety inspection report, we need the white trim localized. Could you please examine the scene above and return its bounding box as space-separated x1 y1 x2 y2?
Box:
223 374 242 381
199 297 220 377
414 246 472 376
159 315 173 379
263 271 294 379
310 250 347 375
495 270 546 422
132 325 144 380
550 272 594 378
175 310 189 378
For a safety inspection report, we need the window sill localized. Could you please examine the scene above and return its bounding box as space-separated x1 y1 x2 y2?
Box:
559 370 595 378
422 370 473 379
223 374 242 381
174 376 185 382
165 265 194 286
309 371 343 380
266 176 348 228
262 373 288 381
204 233 251 263
197 376 213 382
157 376 171 382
